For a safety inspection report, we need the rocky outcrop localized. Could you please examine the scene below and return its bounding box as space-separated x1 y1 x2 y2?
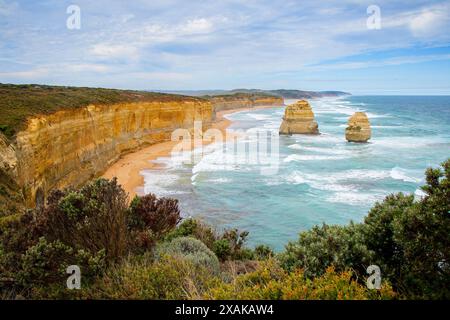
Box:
279 100 319 135
345 112 371 142
6 100 212 207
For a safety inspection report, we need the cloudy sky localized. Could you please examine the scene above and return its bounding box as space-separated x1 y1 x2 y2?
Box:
1 0 450 94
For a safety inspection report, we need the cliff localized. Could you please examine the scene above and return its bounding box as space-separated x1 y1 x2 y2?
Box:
345 112 371 142
0 85 284 212
205 93 283 119
163 89 350 99
279 100 319 135
0 84 212 209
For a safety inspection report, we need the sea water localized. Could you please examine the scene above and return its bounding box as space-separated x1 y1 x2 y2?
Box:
141 96 450 251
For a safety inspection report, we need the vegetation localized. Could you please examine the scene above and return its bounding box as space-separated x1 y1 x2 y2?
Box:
0 83 204 139
0 160 448 299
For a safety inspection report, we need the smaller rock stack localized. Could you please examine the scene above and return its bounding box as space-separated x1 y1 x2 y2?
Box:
279 100 319 135
345 112 371 142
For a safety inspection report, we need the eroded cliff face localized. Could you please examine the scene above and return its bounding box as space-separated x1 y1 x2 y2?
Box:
279 100 319 135
345 112 371 143
7 100 211 207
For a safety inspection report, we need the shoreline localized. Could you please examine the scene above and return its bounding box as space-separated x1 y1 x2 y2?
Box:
102 104 283 200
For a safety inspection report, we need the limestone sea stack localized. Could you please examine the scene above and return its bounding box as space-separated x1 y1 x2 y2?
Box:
279 100 319 135
345 112 371 142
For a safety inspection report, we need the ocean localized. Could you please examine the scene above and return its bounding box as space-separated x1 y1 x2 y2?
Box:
141 96 450 251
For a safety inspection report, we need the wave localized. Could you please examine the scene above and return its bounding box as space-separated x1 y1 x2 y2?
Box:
373 136 448 149
326 192 385 205
141 171 187 197
283 154 348 162
390 167 421 183
246 113 273 121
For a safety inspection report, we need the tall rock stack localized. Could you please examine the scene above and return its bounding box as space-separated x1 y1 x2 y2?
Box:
279 100 319 135
345 112 371 142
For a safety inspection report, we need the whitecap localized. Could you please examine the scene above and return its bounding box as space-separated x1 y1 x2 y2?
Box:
390 167 421 183
283 154 348 162
326 192 384 205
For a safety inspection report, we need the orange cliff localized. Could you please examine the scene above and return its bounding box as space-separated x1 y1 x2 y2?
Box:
1 100 212 207
0 92 284 208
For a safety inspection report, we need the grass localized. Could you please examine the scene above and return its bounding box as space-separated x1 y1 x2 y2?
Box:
0 83 204 140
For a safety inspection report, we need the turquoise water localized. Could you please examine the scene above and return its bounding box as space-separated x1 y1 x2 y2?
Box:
140 96 450 251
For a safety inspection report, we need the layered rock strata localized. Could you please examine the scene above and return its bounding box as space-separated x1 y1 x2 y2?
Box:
279 100 319 135
2 100 212 207
345 112 371 142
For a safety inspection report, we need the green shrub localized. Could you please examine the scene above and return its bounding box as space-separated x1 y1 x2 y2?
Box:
165 218 216 249
155 237 220 274
279 222 373 278
254 245 274 260
364 159 450 299
213 239 231 261
17 237 105 293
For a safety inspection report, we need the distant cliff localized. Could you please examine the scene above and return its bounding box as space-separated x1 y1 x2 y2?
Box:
163 89 350 99
204 93 284 119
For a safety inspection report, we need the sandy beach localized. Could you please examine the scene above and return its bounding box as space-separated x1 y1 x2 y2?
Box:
102 105 282 199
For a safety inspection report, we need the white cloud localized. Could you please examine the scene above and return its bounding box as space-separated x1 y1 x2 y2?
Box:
409 8 449 37
66 63 112 73
181 18 214 34
0 67 49 79
90 44 139 60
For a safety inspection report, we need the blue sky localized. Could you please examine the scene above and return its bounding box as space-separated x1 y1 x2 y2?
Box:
1 0 450 94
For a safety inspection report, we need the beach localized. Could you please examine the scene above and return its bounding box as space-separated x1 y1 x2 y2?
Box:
101 105 283 199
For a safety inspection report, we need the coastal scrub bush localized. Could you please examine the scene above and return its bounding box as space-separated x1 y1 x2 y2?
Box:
34 178 129 262
17 237 105 291
128 193 181 240
155 237 220 274
167 219 253 261
213 229 251 261
88 255 218 299
254 245 274 260
279 222 373 278
165 218 217 249
364 159 450 299
203 259 395 300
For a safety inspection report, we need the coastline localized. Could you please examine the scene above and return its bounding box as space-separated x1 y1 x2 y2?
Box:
102 104 283 200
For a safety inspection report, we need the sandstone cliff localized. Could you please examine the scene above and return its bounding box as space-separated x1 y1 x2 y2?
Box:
0 86 285 210
279 100 319 135
1 99 211 208
345 112 371 142
208 93 283 119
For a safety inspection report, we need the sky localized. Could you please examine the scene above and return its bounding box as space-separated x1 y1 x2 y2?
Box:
1 0 450 94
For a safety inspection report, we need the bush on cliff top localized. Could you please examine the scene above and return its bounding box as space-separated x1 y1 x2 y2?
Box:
203 259 396 300
155 237 220 274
